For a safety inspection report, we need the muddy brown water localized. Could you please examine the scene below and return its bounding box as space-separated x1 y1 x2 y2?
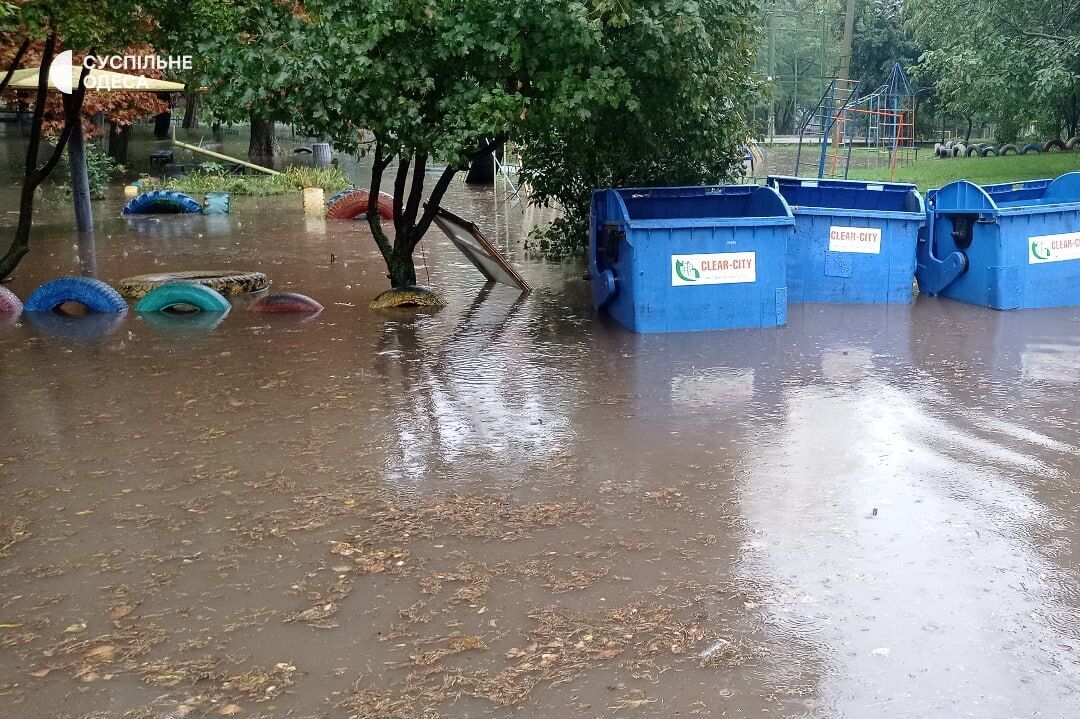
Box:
1 127 1080 718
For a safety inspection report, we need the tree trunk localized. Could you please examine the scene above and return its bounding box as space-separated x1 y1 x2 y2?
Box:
181 92 200 129
963 116 973 143
248 116 280 164
212 121 223 142
153 111 172 138
108 121 131 164
0 35 85 281
386 247 418 288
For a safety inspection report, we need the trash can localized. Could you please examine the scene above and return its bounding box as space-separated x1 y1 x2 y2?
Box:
590 185 793 333
768 176 924 304
917 172 1080 309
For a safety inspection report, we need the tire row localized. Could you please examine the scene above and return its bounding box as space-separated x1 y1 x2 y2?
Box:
1 275 322 339
935 137 1080 159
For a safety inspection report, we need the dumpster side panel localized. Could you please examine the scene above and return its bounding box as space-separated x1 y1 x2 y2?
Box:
617 222 789 333
788 212 920 303
1003 207 1080 309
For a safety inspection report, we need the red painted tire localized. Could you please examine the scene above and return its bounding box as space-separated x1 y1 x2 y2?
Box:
249 292 324 313
326 189 395 221
0 286 22 314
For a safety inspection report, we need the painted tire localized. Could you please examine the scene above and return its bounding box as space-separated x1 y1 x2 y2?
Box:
1020 143 1043 155
326 188 356 207
0 285 22 314
24 276 128 313
1044 138 1067 152
135 283 231 313
117 271 269 300
201 192 231 215
964 144 981 157
1067 137 1079 150
326 189 395 221
952 144 966 157
979 145 1000 157
122 190 202 215
999 143 1019 155
248 292 324 313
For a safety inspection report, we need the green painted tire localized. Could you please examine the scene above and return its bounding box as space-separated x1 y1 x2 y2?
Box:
135 283 232 313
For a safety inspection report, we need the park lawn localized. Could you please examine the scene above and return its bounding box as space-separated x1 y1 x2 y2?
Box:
847 151 1080 191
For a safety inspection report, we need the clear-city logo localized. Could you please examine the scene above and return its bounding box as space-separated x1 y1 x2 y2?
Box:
48 50 192 93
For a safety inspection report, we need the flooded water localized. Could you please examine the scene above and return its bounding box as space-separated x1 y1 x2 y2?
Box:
2 126 1080 718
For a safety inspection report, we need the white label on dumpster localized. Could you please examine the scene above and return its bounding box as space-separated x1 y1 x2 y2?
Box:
1029 232 1080 264
829 225 881 254
671 252 756 286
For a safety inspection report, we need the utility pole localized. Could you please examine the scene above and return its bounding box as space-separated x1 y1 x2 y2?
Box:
838 0 857 81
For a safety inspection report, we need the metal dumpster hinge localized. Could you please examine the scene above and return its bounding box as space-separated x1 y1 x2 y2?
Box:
917 216 969 295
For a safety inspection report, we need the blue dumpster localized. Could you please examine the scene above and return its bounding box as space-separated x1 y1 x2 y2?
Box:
590 185 793 333
768 176 924 304
917 172 1080 309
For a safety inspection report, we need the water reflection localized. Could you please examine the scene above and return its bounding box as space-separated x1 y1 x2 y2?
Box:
372 287 579 485
138 308 230 334
24 309 126 341
740 303 1080 717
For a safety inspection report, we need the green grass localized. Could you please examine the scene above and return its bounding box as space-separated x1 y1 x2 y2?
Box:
847 151 1080 191
155 165 352 196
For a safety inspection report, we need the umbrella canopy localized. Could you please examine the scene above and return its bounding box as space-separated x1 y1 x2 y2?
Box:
6 66 185 93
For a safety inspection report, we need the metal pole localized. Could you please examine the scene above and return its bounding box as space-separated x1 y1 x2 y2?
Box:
172 127 281 175
68 120 93 232
768 11 775 142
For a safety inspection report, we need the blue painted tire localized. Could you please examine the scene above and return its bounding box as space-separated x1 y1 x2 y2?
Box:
24 276 128 313
135 283 232 313
202 192 231 215
1020 143 1043 155
122 190 202 215
979 145 999 157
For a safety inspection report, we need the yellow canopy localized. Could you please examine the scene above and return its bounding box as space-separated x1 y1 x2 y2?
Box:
7 66 185 93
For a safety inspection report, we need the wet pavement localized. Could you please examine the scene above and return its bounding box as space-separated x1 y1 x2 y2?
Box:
1 127 1080 718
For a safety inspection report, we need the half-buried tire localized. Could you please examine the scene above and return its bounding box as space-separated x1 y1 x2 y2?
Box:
1067 137 1080 150
122 190 202 215
1020 143 1043 155
117 271 269 300
999 143 1019 155
249 292 324 313
979 145 1000 157
326 188 355 207
24 276 128 313
0 285 23 314
326 189 395 221
1044 138 1067 152
135 283 232 313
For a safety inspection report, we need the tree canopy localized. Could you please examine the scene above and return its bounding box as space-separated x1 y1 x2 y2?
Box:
905 0 1080 139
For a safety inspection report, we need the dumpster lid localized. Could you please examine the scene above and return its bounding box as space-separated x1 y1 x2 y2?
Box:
433 208 531 294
